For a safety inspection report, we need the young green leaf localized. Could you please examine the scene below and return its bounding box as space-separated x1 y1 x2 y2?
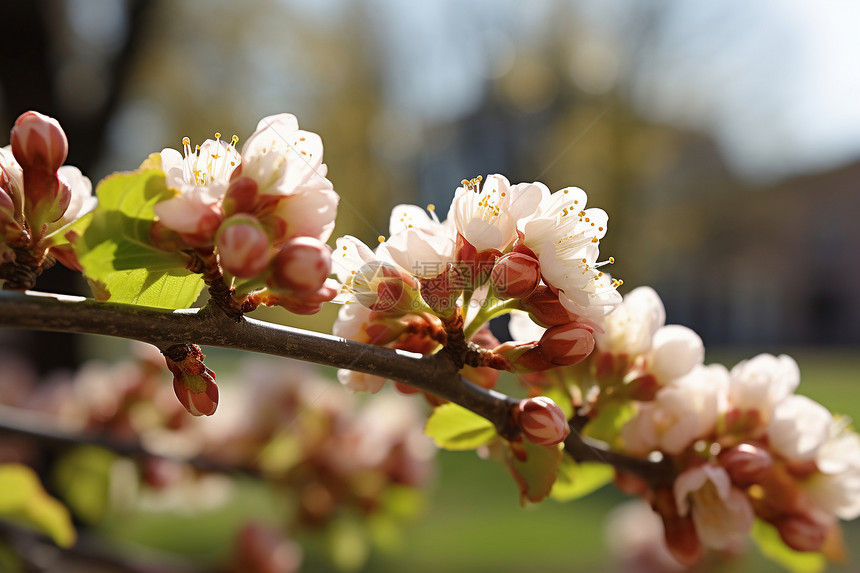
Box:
550 457 613 502
0 464 76 548
583 401 636 448
424 403 497 451
505 439 563 506
750 519 826 573
74 168 204 309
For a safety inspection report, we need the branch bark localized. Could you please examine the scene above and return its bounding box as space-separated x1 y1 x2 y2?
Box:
0 290 671 485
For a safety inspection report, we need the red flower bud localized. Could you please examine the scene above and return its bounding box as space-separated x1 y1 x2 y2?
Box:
171 366 219 416
718 443 773 487
11 111 68 172
216 214 272 278
536 322 595 366
775 514 828 552
520 285 579 327
514 396 570 446
269 236 332 295
222 175 260 216
165 345 219 416
491 251 540 299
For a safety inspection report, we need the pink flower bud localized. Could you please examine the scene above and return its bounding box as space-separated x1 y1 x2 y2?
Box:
514 396 570 446
171 366 218 416
11 111 68 172
269 236 332 295
491 251 540 299
775 514 828 552
165 345 219 416
536 322 595 366
258 279 338 315
222 175 260 216
520 286 580 326
718 443 772 487
216 214 272 278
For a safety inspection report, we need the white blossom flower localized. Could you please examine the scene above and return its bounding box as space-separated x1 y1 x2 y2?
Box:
647 325 705 384
451 174 543 253
621 364 727 455
238 114 338 243
514 186 621 321
380 204 455 278
766 394 832 462
56 166 95 226
594 286 666 356
154 135 240 236
674 464 754 549
728 354 800 424
240 113 326 195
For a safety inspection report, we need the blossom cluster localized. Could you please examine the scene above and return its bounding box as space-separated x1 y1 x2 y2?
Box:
150 114 339 314
331 174 623 394
520 286 860 564
0 111 94 288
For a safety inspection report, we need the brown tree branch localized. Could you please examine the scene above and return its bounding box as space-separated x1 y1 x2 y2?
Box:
0 290 670 484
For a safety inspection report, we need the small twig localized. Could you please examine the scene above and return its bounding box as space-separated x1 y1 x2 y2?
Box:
0 403 252 475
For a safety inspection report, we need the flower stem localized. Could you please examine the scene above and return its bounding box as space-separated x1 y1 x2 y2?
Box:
463 297 519 340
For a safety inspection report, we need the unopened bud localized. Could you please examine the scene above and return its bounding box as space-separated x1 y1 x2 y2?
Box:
171 366 219 416
536 322 595 366
268 236 332 294
775 514 828 552
165 345 219 416
216 214 272 278
514 396 570 446
491 251 540 299
520 285 579 327
11 111 68 172
718 443 772 487
222 175 259 216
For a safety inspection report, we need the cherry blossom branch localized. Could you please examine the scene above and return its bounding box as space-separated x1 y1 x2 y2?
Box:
0 290 670 484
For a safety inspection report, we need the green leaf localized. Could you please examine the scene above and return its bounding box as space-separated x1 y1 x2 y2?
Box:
327 513 370 572
51 446 115 525
751 519 826 573
74 168 204 309
424 403 497 451
583 401 637 448
550 457 613 502
0 464 76 548
505 440 563 506
541 384 574 420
